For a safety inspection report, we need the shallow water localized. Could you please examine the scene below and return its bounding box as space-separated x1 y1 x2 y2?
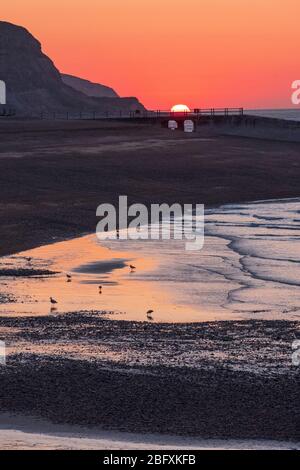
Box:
0 198 300 322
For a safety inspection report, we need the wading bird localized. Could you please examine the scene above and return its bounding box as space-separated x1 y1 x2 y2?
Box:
130 265 136 272
50 297 58 305
66 274 72 282
147 309 154 320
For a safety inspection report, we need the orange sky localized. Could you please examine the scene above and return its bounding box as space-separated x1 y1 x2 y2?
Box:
1 0 300 109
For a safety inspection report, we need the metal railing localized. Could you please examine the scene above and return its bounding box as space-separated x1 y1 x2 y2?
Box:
40 110 135 120
138 108 244 118
0 107 244 120
39 108 244 120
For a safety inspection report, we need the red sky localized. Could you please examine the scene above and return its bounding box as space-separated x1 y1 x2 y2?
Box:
1 0 299 109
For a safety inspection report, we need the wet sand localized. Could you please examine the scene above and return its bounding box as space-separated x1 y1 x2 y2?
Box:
0 313 299 441
1 414 298 450
0 119 300 446
2 197 300 322
1 119 300 256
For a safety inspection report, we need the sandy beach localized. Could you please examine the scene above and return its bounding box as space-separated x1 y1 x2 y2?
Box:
0 414 298 450
0 120 299 449
2 0 300 454
1 119 300 256
0 312 299 442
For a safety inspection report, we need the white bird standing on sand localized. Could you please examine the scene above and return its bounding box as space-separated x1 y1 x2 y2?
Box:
50 297 58 305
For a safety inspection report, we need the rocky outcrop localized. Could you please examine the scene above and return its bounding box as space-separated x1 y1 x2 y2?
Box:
0 21 145 116
61 74 118 99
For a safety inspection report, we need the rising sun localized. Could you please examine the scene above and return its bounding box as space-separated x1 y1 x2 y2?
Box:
171 104 191 113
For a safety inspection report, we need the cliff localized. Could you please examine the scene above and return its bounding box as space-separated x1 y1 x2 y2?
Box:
0 21 145 116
